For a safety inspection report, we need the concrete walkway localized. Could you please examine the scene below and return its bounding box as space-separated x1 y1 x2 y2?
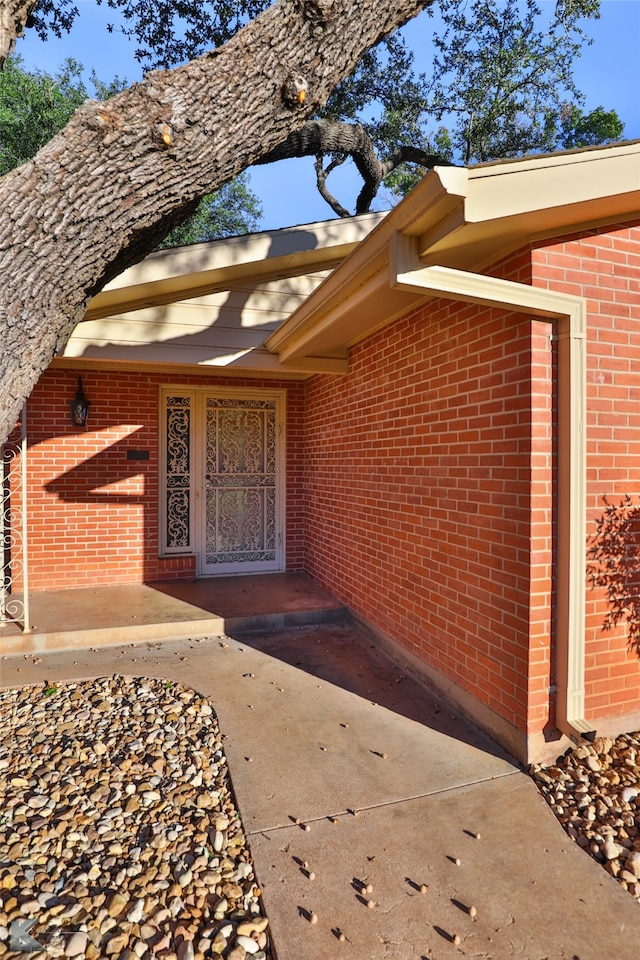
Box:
2 620 639 958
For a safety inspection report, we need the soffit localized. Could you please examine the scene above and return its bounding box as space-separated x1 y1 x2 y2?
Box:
65 271 341 376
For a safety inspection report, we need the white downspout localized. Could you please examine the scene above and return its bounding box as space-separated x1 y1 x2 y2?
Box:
555 310 592 740
390 234 593 745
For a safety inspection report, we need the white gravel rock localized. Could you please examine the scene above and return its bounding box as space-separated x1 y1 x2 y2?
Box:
531 730 640 901
237 934 261 954
602 838 622 860
64 932 88 957
127 899 145 923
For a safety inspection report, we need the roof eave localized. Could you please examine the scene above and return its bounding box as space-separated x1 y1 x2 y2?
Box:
85 211 388 321
266 141 640 364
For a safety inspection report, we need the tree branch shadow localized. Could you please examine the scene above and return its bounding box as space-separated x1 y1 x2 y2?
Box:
588 495 640 657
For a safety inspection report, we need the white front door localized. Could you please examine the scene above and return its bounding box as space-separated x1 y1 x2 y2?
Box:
160 387 285 576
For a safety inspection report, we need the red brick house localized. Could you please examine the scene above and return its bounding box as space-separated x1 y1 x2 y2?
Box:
5 141 640 763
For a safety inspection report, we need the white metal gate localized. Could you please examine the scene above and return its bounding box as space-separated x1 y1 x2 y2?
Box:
1 407 30 632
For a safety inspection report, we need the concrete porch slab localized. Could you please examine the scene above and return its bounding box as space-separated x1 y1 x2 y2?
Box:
0 573 346 655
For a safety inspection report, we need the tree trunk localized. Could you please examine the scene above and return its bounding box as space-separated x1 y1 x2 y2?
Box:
0 0 432 443
0 0 37 68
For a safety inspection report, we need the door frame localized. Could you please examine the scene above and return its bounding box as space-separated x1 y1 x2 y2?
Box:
159 385 287 577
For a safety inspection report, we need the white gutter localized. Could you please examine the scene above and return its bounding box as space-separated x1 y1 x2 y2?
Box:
390 234 593 744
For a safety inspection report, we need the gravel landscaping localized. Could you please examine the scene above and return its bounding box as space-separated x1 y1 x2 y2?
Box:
2 668 638 960
531 733 640 901
0 676 271 959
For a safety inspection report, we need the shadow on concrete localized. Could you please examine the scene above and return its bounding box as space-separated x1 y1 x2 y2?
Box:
226 619 515 766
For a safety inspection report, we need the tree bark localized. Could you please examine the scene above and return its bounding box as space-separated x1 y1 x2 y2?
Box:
0 0 432 443
0 0 38 68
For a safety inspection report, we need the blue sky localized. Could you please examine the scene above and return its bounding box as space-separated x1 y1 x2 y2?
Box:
16 0 640 231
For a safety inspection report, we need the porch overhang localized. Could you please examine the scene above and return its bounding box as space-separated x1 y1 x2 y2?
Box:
266 140 640 367
60 212 387 378
85 213 389 321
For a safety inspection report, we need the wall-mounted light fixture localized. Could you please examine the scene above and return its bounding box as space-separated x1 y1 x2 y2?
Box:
69 377 91 427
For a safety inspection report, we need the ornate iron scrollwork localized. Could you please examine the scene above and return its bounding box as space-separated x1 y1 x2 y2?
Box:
205 398 277 565
1 409 29 632
166 397 191 549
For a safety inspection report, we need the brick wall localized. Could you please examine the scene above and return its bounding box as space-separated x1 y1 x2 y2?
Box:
23 369 304 589
532 223 640 725
303 265 550 736
303 224 640 740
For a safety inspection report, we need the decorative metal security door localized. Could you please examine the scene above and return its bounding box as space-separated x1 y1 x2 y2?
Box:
199 393 284 576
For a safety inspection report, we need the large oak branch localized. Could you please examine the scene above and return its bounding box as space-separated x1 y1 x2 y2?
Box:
0 0 432 442
256 119 446 214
